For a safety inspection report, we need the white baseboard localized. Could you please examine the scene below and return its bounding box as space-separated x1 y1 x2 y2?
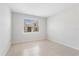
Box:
1 40 11 56
48 39 79 51
12 39 46 44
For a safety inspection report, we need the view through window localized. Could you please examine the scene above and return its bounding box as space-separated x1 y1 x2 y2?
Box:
24 19 39 32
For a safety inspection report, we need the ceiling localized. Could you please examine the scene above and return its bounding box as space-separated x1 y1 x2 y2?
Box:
6 3 79 17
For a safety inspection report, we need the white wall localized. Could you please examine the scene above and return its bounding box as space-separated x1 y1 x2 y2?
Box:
12 12 46 44
0 4 11 55
47 7 79 50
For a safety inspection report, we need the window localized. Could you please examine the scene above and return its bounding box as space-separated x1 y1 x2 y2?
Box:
24 19 39 32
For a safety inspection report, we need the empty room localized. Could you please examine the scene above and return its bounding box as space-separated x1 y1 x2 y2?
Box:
1 3 79 56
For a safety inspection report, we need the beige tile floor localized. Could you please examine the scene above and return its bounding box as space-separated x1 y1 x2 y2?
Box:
6 40 79 56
